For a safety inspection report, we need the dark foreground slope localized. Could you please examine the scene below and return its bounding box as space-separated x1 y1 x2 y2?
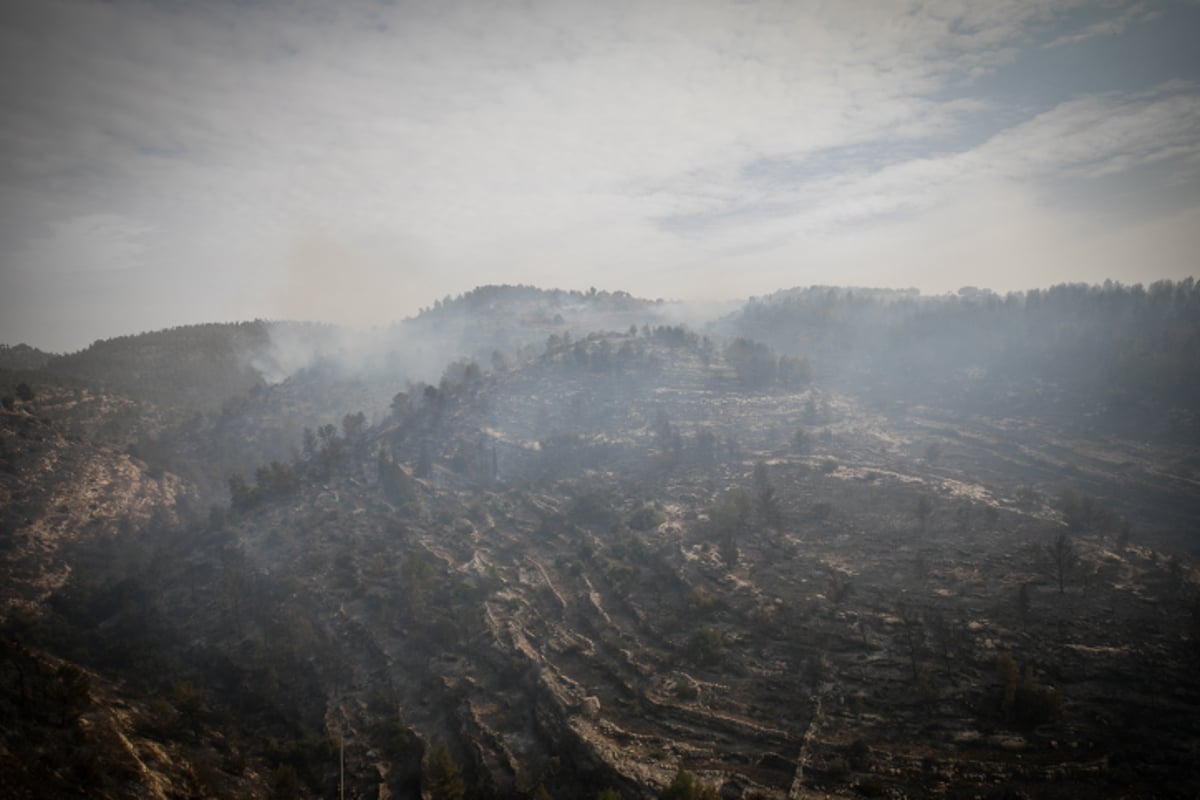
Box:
7 324 1198 799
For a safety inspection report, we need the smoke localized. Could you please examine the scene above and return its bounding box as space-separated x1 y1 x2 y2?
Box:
277 234 400 324
243 285 705 394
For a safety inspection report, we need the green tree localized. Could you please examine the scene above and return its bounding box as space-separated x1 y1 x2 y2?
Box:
684 627 724 667
228 472 253 509
425 743 465 800
270 764 301 799
659 767 719 800
629 506 665 531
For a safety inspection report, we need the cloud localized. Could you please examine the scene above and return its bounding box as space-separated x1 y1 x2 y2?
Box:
12 213 151 274
0 0 1197 349
1044 0 1160 48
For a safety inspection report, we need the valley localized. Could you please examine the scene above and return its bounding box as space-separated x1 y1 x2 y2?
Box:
2 284 1198 799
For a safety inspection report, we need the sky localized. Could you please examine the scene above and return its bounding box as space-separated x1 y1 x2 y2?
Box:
1 0 1198 352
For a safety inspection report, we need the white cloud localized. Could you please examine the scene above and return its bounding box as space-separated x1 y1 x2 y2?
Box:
0 0 1197 349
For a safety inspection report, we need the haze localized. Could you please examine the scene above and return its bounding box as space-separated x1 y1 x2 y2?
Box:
2 0 1199 352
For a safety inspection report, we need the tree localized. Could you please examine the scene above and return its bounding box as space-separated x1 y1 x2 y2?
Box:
629 506 665 531
424 743 465 800
915 495 934 531
1116 516 1132 551
684 627 724 667
659 767 720 800
50 663 91 724
1055 487 1111 532
171 681 207 734
342 411 367 450
15 382 34 402
827 569 853 604
391 391 412 418
753 461 781 527
725 338 777 388
228 472 252 509
996 652 1060 724
895 601 924 681
270 764 301 799
778 354 811 387
415 443 433 478
1046 532 1077 594
1016 583 1031 628
709 488 750 566
694 428 717 467
255 460 297 497
982 504 1000 531
379 449 416 506
997 652 1019 718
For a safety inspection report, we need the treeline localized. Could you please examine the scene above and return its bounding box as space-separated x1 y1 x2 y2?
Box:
727 280 1200 437
414 284 660 319
43 321 273 413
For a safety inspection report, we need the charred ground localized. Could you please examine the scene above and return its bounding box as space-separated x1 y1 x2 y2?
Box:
2 282 1199 799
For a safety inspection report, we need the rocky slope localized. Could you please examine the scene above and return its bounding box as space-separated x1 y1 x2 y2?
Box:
3 308 1199 799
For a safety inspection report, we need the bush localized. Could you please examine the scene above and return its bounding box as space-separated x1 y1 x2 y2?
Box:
424 743 465 800
628 506 665 531
659 767 720 800
996 653 1060 725
684 627 724 667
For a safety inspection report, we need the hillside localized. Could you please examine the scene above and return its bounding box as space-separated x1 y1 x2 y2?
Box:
2 282 1199 799
719 281 1200 442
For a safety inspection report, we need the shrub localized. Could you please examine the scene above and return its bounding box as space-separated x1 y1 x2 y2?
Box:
628 506 665 531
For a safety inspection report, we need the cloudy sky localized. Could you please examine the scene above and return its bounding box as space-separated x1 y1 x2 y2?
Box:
1 0 1198 351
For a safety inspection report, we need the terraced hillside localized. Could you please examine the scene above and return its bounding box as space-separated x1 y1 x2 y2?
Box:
4 304 1199 799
